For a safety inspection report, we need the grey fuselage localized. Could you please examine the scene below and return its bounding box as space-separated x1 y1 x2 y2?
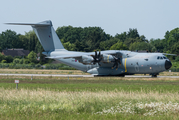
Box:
48 50 170 76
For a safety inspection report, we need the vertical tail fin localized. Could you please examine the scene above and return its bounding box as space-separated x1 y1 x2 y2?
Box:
6 20 66 52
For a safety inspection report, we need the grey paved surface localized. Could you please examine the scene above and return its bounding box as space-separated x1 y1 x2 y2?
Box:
125 75 179 78
0 73 179 78
0 74 93 77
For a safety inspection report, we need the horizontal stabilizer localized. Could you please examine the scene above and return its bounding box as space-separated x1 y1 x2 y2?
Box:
5 20 52 26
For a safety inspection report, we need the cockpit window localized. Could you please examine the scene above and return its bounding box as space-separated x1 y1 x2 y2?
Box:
157 56 168 60
163 56 167 59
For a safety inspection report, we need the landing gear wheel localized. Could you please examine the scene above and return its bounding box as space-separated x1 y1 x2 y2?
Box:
118 74 125 77
152 75 157 77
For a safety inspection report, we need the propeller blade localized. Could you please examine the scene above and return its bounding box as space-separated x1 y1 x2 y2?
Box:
116 63 118 70
118 59 121 65
95 51 97 58
92 50 102 65
111 55 121 69
112 62 117 69
98 51 101 58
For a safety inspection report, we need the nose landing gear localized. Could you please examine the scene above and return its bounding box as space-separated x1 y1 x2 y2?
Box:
151 73 159 77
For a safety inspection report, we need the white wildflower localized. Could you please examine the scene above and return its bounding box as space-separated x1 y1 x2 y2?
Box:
95 101 179 116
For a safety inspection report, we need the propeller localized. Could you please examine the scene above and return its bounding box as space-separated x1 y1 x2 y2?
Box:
111 56 121 70
92 50 102 66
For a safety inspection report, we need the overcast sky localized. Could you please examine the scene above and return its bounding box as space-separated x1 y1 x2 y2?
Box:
1 0 179 40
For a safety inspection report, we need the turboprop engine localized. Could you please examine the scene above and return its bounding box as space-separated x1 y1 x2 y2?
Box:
102 54 115 63
102 54 121 69
81 55 94 65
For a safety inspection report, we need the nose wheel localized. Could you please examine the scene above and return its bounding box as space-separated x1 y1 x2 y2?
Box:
152 75 157 77
151 73 158 77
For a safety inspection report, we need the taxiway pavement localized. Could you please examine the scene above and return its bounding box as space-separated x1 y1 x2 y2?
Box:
0 73 178 78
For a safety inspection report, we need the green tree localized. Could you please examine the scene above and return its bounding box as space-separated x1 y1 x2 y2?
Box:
124 38 139 46
19 59 24 64
39 48 47 65
23 59 30 64
175 56 179 62
127 28 140 39
63 42 76 51
164 28 179 53
100 38 119 50
13 58 20 64
5 55 13 63
129 42 156 52
170 41 179 54
27 51 38 63
18 35 29 50
74 40 82 51
56 26 110 52
150 38 164 52
110 41 128 50
24 31 42 53
0 30 20 50
0 53 5 62
1 60 6 63
115 32 127 42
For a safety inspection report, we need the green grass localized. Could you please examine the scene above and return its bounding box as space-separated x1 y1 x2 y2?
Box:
1 76 179 119
1 76 179 93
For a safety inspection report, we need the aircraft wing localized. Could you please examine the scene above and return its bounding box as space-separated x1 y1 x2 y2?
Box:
162 53 177 56
47 54 87 59
46 50 119 59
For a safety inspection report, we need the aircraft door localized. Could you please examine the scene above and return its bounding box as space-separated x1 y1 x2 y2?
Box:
134 62 140 72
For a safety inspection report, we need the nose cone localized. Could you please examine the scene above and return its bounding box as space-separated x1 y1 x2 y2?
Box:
165 60 172 70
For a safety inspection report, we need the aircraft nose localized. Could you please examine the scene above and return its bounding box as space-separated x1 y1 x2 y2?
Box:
165 60 172 70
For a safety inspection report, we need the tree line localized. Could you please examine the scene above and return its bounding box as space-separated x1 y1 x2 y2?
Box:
0 26 179 61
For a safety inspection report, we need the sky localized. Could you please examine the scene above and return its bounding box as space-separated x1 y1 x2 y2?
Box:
0 0 179 40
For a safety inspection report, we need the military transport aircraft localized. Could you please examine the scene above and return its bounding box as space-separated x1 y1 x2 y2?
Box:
6 20 173 77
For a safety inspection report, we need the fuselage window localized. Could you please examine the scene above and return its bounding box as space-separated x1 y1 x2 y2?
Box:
160 56 163 59
157 56 160 59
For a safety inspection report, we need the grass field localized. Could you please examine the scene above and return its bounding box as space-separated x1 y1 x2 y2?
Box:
0 69 179 119
0 69 90 75
0 68 179 76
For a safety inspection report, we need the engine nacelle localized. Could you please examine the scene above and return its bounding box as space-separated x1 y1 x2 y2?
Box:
81 55 94 65
102 54 115 63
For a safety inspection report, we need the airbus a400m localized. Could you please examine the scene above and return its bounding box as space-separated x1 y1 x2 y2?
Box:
7 20 173 77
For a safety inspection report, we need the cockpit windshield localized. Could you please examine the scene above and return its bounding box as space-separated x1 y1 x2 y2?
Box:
157 56 168 60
